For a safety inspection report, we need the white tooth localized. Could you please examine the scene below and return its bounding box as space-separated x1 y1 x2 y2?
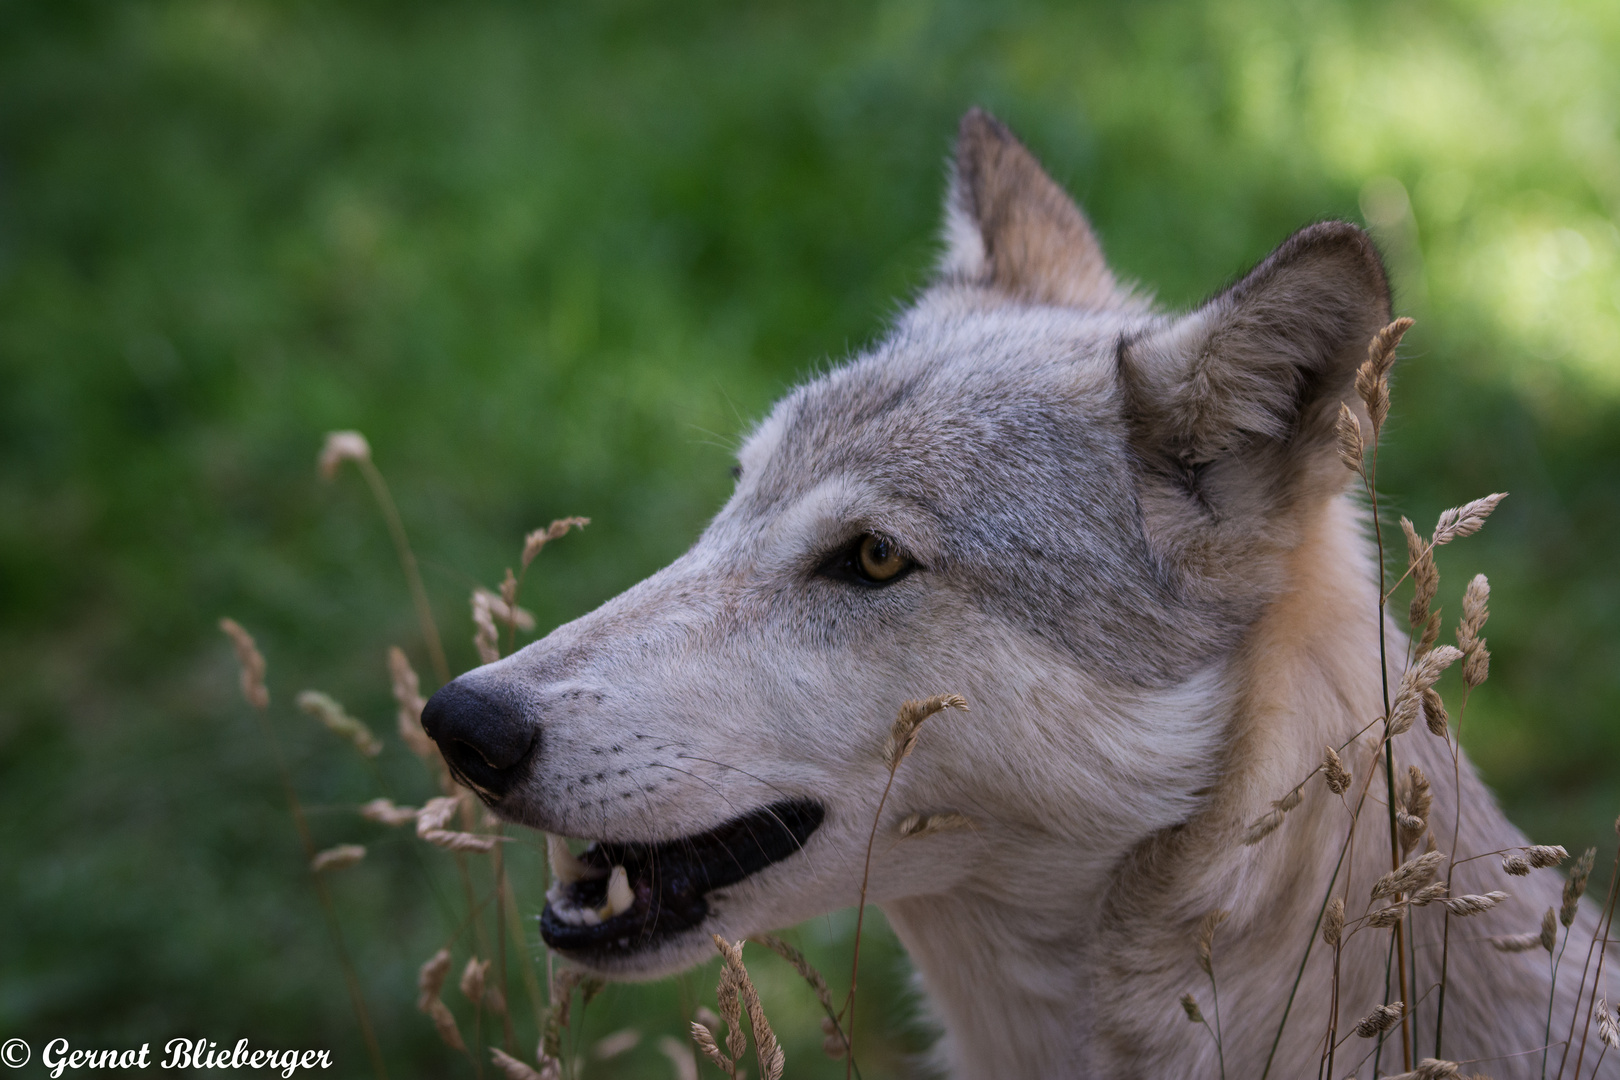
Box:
603 865 634 918
581 908 602 926
547 834 603 885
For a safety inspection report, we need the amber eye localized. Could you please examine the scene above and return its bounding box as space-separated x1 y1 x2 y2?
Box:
857 534 908 582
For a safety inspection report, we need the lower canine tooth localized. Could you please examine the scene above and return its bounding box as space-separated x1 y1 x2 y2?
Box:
547 834 603 885
603 865 634 918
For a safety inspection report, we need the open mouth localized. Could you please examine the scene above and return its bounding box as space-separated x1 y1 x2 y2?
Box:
539 799 824 957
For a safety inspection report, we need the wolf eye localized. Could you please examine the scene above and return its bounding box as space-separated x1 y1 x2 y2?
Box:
855 534 910 583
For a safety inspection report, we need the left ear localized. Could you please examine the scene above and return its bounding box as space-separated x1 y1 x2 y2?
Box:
941 108 1126 309
1120 222 1392 560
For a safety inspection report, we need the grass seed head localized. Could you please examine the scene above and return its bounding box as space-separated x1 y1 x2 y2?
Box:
1194 909 1229 976
422 828 497 854
218 618 270 710
359 797 419 827
1597 997 1619 1050
1440 891 1508 917
1323 745 1352 795
1562 846 1596 926
387 646 437 760
1323 897 1345 946
1526 845 1569 869
1403 516 1439 632
657 1035 700 1080
1372 849 1446 900
522 517 590 570
883 694 969 770
1456 573 1491 653
1423 686 1449 738
1541 906 1559 950
1502 854 1532 876
460 956 488 1006
317 430 372 480
1432 493 1507 547
1462 642 1490 689
310 844 366 873
1335 402 1364 472
296 690 382 757
1180 993 1203 1023
417 796 459 836
1355 1001 1404 1038
749 934 833 1015
1368 901 1410 929
489 1047 553 1080
1390 646 1463 735
417 948 453 1011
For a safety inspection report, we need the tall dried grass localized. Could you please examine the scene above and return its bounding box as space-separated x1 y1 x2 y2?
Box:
217 321 1618 1079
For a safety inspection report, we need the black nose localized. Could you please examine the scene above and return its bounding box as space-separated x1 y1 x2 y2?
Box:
420 680 538 800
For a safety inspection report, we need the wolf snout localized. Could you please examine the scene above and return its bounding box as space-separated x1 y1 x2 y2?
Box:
420 679 538 800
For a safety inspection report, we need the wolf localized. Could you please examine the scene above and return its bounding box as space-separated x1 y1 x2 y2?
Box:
422 110 1615 1078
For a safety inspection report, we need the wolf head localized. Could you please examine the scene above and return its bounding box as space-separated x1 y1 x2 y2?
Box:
421 109 1390 977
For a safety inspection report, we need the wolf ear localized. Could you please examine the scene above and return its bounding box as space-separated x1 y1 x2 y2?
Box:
1120 222 1392 563
941 108 1124 309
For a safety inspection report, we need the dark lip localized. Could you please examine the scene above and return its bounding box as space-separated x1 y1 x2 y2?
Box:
539 798 825 958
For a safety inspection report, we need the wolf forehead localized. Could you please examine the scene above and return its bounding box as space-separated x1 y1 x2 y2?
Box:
722 300 1233 688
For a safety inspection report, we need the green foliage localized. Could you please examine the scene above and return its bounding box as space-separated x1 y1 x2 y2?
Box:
2 0 1617 1075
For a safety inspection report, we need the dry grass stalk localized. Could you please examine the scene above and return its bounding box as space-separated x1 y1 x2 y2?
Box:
295 690 382 757
1372 850 1446 900
712 936 785 1080
218 617 270 710
1431 494 1508 547
1355 1001 1405 1038
749 934 834 1016
523 517 590 570
897 811 974 837
883 694 969 769
1562 846 1597 927
311 844 366 873
1389 647 1463 736
387 646 437 761
358 797 419 827
1335 403 1364 472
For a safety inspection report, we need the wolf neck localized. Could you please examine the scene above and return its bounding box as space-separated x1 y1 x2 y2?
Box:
884 493 1405 1079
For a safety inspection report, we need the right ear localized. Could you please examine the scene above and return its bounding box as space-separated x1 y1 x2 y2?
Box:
940 108 1127 309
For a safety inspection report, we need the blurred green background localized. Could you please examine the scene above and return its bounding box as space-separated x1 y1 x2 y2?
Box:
3 0 1618 1075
